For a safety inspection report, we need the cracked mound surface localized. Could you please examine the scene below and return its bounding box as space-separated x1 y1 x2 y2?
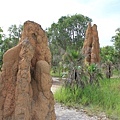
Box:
0 21 56 120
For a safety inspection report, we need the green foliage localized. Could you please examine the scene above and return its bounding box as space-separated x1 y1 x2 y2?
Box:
100 45 120 78
0 24 23 70
111 28 120 53
87 63 98 73
62 47 81 64
7 24 23 47
46 14 92 68
64 63 103 89
111 28 120 77
85 63 103 84
100 46 116 63
0 28 4 69
54 78 120 119
50 68 63 77
47 14 92 50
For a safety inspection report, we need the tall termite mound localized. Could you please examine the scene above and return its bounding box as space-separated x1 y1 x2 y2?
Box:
0 21 56 120
82 23 100 64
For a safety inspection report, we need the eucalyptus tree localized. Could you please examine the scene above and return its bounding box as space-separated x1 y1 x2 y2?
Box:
47 14 92 51
0 24 23 70
8 24 23 47
1 24 23 53
46 14 92 71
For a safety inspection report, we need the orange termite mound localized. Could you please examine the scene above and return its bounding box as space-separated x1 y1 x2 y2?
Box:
82 23 100 64
0 21 56 120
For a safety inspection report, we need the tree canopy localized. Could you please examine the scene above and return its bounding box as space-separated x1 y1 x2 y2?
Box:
100 46 116 63
111 28 120 62
46 14 92 67
47 14 92 51
0 24 22 69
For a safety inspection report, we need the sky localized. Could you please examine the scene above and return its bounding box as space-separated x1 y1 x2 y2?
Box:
0 0 120 47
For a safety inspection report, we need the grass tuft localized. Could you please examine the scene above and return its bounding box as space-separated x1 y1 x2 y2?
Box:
54 78 120 119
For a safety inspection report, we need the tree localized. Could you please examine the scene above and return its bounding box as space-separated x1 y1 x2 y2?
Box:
46 14 92 68
8 24 23 47
0 24 23 70
1 24 23 53
100 46 116 63
100 46 117 78
111 28 120 77
47 14 92 50
111 28 120 61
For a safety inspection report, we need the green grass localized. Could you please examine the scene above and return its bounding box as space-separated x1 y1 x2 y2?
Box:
54 78 120 119
112 69 120 78
50 70 62 77
50 71 60 77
